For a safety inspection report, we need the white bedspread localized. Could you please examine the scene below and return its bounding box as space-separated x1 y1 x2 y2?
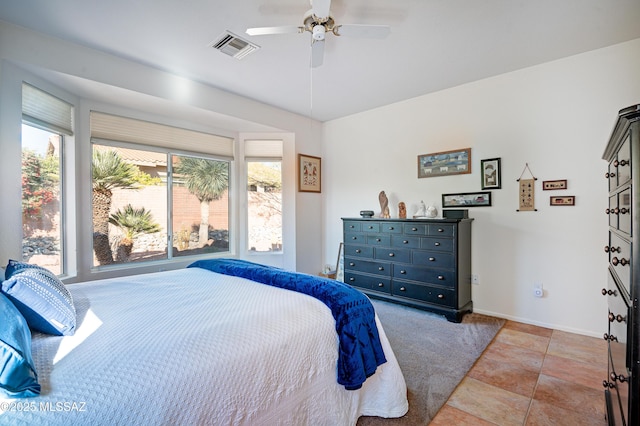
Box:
1 268 407 425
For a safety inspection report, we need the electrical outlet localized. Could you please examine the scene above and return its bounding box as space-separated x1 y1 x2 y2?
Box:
471 274 479 285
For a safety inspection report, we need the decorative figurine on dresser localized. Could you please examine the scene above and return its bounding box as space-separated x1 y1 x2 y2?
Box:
602 104 640 426
342 216 473 322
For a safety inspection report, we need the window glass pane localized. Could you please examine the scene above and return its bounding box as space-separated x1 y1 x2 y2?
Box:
247 161 282 252
21 124 63 274
92 144 167 266
172 155 230 257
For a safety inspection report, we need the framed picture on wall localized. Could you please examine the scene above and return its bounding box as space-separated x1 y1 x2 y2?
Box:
298 154 321 193
442 191 492 208
480 158 501 189
417 148 471 178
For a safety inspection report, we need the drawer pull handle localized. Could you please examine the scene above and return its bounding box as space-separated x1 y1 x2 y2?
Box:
378 266 384 271
403 240 409 244
438 275 444 280
378 283 384 287
620 207 629 214
368 226 374 229
376 238 381 242
603 380 615 389
604 246 620 253
349 225 355 228
437 228 444 232
388 226 394 230
437 294 444 299
349 262 355 267
351 236 357 240
608 312 626 323
429 257 436 261
389 253 395 257
349 277 355 282
355 249 361 254
411 227 418 231
399 287 406 291
400 270 406 274
434 242 441 246
611 372 628 383
608 172 616 178
611 256 629 266
603 333 618 342
601 288 617 296
614 159 629 167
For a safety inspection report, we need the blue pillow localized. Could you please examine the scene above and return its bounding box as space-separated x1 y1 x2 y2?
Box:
2 260 76 336
0 292 40 398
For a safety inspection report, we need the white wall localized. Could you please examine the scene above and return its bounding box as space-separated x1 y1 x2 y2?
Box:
322 38 640 337
0 21 324 279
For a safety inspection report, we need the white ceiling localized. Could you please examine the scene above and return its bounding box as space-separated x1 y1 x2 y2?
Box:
1 0 640 122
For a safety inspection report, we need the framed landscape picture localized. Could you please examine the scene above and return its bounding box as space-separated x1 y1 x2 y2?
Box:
418 148 471 178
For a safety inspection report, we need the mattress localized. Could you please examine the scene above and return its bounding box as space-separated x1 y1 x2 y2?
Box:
0 268 408 425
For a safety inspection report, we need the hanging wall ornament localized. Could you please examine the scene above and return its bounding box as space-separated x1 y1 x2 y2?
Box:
517 163 537 212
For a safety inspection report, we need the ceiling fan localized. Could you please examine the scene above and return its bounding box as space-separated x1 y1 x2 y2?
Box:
246 0 391 68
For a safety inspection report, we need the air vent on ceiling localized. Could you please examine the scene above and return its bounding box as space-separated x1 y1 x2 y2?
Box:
210 31 260 60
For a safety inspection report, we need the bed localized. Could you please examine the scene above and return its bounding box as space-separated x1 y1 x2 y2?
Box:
0 259 408 425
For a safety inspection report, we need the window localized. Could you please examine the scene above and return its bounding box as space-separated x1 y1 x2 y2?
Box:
21 125 64 274
171 154 230 257
90 112 233 267
246 140 283 253
21 83 73 276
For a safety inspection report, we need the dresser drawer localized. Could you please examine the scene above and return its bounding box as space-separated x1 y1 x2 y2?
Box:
362 222 381 233
391 235 420 248
345 232 365 244
413 250 455 269
608 344 629 425
344 272 391 294
367 234 391 246
609 188 632 235
607 269 629 344
345 258 390 276
421 236 454 252
380 222 403 233
609 233 631 298
343 221 362 232
343 244 373 258
404 223 427 235
428 224 455 237
392 281 456 307
393 264 455 287
618 187 632 235
374 247 411 263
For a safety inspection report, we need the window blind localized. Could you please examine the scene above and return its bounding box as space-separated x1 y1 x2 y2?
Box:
22 83 74 135
244 139 283 159
90 111 234 158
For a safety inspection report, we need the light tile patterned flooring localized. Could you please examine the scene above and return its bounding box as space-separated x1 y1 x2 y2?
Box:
430 320 608 425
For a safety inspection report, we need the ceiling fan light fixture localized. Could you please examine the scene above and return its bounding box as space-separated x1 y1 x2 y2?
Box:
312 24 326 41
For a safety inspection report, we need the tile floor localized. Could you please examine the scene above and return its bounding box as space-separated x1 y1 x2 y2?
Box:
430 320 609 425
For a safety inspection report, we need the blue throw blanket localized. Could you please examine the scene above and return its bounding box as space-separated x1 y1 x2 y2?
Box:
188 259 387 390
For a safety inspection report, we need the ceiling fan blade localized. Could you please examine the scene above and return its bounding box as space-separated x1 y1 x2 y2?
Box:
246 26 303 36
334 24 391 39
311 39 325 68
311 0 331 19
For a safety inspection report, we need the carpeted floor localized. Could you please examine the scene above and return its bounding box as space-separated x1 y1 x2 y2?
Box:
358 299 505 425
